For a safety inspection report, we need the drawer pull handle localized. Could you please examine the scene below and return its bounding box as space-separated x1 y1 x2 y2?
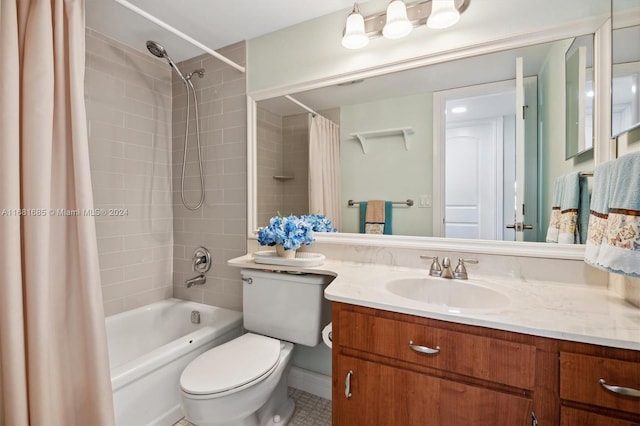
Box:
409 340 440 355
599 379 640 397
345 370 353 399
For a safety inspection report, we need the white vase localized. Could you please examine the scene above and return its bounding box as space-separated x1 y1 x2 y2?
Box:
275 245 296 259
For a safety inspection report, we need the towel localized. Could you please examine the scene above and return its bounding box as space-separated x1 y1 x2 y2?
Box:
360 200 393 235
585 160 615 263
585 152 640 278
546 176 564 242
558 172 590 244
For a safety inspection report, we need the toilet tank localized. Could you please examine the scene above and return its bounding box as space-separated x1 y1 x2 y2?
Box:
241 269 334 346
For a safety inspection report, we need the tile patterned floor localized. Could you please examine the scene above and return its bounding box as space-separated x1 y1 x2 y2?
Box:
174 387 331 426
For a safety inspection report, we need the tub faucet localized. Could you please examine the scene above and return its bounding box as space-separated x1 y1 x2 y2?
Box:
186 274 206 288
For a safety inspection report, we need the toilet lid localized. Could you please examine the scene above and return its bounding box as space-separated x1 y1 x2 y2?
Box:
180 333 281 395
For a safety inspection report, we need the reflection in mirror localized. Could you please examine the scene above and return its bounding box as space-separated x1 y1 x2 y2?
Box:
255 36 597 243
612 0 640 136
565 35 595 158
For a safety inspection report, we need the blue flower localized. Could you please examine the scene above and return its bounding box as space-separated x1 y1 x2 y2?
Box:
257 214 336 250
301 214 337 233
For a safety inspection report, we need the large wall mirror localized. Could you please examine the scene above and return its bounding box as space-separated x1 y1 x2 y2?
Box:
248 1 610 256
612 0 640 137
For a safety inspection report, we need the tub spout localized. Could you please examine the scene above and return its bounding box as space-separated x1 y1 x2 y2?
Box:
186 274 206 288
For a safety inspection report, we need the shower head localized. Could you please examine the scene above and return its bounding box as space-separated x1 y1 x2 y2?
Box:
146 40 188 83
146 40 167 59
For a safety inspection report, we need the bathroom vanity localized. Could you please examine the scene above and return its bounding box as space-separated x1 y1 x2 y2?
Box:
228 255 640 425
332 303 639 426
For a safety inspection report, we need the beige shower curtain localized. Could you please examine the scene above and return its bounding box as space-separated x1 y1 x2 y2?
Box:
309 114 342 231
0 1 114 424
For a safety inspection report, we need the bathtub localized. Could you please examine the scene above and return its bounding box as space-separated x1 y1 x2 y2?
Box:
106 298 243 426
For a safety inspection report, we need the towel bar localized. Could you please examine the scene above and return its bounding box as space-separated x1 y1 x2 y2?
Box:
348 199 414 207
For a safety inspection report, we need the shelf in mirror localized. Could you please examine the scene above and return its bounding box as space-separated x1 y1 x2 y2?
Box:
350 127 414 154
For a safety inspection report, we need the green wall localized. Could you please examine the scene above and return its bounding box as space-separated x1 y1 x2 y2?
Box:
340 93 433 236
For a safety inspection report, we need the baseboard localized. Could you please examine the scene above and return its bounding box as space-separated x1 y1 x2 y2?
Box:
287 366 332 401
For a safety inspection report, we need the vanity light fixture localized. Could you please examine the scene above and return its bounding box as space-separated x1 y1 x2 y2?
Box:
341 0 470 49
382 0 413 39
427 0 460 29
342 3 369 49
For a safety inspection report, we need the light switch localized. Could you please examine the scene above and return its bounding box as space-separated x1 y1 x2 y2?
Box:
419 194 432 208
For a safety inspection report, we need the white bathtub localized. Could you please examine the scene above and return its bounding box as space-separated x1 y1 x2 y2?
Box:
106 298 243 426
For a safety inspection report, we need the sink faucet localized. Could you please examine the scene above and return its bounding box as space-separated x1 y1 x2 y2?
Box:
441 257 454 278
421 255 478 279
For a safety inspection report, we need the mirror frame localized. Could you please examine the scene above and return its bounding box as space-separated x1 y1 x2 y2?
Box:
610 2 640 138
247 19 611 261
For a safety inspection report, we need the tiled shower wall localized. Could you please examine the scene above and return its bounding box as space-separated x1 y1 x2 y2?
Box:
256 111 310 226
85 29 174 316
255 108 341 225
282 114 310 217
171 43 248 311
256 107 284 227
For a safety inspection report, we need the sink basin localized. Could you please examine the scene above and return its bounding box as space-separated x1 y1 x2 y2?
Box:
385 277 510 313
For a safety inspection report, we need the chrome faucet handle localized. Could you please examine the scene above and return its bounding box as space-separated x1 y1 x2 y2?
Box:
454 258 479 280
192 247 212 273
420 255 442 277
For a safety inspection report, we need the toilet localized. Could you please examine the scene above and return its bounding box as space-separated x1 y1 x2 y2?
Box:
180 269 333 426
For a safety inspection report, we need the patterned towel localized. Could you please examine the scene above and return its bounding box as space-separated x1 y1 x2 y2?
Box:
359 200 393 234
546 176 564 242
585 153 640 277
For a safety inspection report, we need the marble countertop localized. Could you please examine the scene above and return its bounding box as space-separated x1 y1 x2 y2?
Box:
229 254 640 351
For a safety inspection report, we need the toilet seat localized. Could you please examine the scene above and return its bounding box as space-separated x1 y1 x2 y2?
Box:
180 333 281 397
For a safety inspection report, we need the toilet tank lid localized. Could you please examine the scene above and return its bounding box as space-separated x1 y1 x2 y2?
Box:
241 269 334 285
180 333 281 395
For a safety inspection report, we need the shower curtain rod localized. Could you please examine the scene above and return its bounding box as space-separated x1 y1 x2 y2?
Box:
113 0 246 73
285 95 318 117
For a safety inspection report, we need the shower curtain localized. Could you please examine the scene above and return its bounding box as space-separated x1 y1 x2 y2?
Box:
308 114 342 230
0 1 114 424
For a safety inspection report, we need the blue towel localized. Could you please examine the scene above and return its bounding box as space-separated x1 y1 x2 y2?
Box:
558 172 589 244
585 152 640 277
384 201 393 235
359 201 367 234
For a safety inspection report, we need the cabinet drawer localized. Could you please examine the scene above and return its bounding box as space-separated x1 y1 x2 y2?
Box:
561 406 640 426
560 352 640 415
338 310 536 389
334 354 533 426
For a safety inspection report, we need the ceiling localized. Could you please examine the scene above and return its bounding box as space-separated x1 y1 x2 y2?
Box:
85 0 365 62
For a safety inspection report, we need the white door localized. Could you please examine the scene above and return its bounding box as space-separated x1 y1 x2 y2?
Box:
445 119 502 240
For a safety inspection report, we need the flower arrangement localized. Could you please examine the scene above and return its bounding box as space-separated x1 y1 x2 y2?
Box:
257 213 337 251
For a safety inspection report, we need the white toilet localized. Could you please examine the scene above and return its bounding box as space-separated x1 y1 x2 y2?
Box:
180 269 333 426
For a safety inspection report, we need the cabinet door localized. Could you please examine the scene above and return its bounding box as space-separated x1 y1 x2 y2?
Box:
333 354 533 426
561 407 640 426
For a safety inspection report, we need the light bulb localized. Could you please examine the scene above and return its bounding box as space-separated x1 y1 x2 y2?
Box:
342 4 369 49
383 0 413 39
427 0 460 29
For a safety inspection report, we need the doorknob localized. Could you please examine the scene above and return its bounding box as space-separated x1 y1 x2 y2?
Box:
506 222 533 231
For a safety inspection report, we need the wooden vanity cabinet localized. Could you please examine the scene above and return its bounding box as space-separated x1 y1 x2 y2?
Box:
331 302 640 426
331 303 558 426
559 341 640 425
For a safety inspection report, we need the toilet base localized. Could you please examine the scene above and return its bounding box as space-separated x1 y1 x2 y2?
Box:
262 397 294 426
